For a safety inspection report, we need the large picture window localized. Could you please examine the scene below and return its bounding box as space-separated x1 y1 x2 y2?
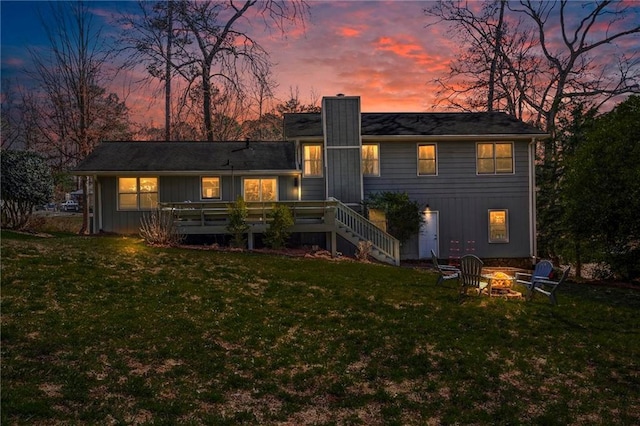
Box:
201 177 221 200
243 178 277 202
477 142 513 174
118 177 158 210
303 144 323 177
362 144 380 176
488 209 509 243
418 144 437 175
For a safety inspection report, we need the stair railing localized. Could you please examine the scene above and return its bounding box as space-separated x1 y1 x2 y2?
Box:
330 198 400 265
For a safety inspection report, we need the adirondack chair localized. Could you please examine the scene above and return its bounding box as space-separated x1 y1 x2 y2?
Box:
515 260 554 299
459 254 490 296
431 249 460 286
530 266 570 305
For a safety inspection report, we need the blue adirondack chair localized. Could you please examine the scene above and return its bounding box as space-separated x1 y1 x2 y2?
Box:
530 266 571 305
515 260 554 299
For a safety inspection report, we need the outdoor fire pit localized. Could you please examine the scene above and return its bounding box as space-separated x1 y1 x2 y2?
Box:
486 271 523 299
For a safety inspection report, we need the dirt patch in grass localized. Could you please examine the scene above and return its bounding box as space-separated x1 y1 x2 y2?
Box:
179 243 358 262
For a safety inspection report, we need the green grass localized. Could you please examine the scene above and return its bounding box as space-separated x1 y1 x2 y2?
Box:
2 230 639 425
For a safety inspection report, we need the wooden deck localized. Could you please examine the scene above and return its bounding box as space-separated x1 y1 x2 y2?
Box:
159 200 401 265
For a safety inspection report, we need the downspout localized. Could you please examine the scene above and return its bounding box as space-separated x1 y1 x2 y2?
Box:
321 100 329 200
528 138 537 263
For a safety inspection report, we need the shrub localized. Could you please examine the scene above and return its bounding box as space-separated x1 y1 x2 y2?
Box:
227 196 250 248
264 204 294 249
1 149 54 229
364 192 424 244
139 208 184 246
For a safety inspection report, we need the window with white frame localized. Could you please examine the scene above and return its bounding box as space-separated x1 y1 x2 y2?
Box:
243 178 277 202
303 144 323 177
477 142 513 174
362 144 380 176
418 144 437 175
118 177 158 210
488 209 509 243
201 177 221 200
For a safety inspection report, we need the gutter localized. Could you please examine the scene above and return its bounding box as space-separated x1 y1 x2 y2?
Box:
290 134 551 142
529 137 538 262
73 170 301 177
361 133 550 142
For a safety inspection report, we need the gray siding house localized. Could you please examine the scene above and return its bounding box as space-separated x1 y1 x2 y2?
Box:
75 95 548 264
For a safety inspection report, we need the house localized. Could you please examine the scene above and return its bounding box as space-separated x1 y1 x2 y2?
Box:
75 95 549 265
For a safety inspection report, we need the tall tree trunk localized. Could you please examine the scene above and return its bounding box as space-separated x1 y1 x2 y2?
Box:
202 65 213 141
165 0 173 141
488 0 505 112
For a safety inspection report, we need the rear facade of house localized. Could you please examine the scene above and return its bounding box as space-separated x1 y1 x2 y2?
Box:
75 95 548 263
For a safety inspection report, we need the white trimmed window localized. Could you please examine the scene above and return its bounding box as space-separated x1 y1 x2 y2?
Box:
488 209 509 243
477 142 513 174
418 144 437 176
243 178 277 202
303 144 323 177
201 177 221 200
118 177 158 210
362 144 380 176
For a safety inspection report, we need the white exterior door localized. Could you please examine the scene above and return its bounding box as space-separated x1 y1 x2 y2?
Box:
419 210 439 259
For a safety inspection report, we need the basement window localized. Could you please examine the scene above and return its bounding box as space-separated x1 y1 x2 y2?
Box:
488 209 509 243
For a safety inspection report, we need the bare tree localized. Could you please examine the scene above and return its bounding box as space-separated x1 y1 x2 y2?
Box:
246 67 278 139
425 0 640 133
27 1 130 234
121 0 308 141
487 0 506 112
507 0 640 133
119 1 186 140
276 86 321 115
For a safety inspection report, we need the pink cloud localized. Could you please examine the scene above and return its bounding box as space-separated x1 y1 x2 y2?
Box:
339 27 362 38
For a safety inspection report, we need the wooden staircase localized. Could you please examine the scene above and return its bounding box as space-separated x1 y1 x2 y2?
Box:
331 199 400 266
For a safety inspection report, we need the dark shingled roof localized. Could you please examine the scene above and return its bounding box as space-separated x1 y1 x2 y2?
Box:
284 112 547 138
75 141 297 174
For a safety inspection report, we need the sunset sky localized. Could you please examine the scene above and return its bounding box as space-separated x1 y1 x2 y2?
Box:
2 1 639 126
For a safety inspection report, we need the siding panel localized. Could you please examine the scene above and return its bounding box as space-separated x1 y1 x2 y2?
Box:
323 96 362 204
362 140 531 259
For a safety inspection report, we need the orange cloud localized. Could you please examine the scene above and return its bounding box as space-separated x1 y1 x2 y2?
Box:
339 27 362 38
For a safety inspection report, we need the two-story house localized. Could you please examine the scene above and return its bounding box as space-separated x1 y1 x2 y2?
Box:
75 95 548 264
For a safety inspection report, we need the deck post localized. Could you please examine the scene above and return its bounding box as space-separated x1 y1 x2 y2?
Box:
330 231 337 258
248 230 254 250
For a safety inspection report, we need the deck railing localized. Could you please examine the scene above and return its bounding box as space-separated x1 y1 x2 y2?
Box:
159 200 400 265
159 200 335 227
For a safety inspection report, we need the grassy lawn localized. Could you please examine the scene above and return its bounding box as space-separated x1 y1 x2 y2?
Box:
2 231 639 425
